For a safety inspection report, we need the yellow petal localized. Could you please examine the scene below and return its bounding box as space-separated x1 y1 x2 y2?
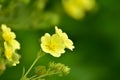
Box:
64 39 75 51
10 40 20 50
41 33 51 53
1 24 11 32
4 42 13 60
55 26 75 50
49 52 61 58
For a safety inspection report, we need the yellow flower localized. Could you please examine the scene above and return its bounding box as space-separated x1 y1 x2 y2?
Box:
1 24 20 66
41 33 65 57
62 0 85 19
55 26 74 51
4 42 13 61
1 24 16 42
40 26 74 57
62 0 96 19
75 0 96 11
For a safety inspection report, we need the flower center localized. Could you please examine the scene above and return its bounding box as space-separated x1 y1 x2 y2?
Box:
46 43 56 52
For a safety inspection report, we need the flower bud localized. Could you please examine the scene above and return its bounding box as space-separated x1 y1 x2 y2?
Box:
35 66 47 76
49 62 70 76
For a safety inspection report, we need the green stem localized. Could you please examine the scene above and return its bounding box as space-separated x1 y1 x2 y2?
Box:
23 51 45 78
24 56 40 77
31 72 59 80
29 75 37 80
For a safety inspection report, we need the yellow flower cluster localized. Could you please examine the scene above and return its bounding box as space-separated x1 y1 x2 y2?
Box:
40 26 74 57
1 24 20 66
62 0 96 19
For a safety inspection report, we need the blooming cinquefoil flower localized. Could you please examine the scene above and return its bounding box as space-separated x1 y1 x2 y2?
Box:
1 24 20 66
40 26 74 57
41 33 65 57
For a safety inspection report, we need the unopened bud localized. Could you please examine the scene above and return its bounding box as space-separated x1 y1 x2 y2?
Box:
35 66 47 76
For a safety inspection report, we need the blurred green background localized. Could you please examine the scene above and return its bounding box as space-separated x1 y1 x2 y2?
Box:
0 0 120 80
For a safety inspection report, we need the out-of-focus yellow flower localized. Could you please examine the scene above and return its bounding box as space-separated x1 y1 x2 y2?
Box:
1 24 20 66
40 26 74 57
62 0 96 19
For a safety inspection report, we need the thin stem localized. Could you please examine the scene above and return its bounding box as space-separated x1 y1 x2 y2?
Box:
23 50 45 77
31 74 48 80
24 55 40 77
31 72 59 80
29 75 37 80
